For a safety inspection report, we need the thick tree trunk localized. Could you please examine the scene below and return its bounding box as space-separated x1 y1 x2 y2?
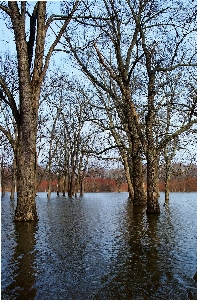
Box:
146 150 160 214
3 1 78 220
68 175 74 197
8 2 43 220
15 126 38 221
123 92 146 205
132 138 147 205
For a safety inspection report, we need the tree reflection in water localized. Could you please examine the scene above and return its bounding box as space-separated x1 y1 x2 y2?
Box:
3 221 37 300
1 192 197 299
95 199 197 300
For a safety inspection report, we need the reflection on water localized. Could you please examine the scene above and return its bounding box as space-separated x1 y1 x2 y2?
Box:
1 192 197 299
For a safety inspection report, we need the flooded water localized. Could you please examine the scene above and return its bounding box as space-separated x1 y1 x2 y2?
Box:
1 192 197 299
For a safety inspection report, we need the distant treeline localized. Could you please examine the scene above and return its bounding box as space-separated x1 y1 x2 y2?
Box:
1 163 197 194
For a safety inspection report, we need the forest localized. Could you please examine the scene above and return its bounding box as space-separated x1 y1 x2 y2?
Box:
0 1 197 221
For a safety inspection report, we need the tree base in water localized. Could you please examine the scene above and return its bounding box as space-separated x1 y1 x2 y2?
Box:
146 205 160 214
146 201 160 214
133 198 147 206
14 208 38 221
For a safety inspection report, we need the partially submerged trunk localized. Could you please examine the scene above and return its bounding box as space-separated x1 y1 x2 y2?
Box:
132 138 146 206
146 151 160 213
7 2 45 221
15 123 38 221
79 175 85 196
123 92 146 205
47 172 52 198
62 175 67 197
164 156 171 202
145 95 160 213
57 175 61 196
68 172 75 197
0 1 79 220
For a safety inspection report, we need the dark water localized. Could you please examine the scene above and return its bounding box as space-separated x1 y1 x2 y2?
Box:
1 192 197 300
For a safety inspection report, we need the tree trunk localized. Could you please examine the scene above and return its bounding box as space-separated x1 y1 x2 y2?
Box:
2 1 79 220
15 125 38 221
123 92 146 205
132 138 147 205
80 178 84 196
47 175 51 198
7 2 43 220
1 156 5 197
57 175 61 196
68 174 74 197
62 175 67 197
121 152 134 201
146 149 160 214
10 155 17 199
164 156 171 202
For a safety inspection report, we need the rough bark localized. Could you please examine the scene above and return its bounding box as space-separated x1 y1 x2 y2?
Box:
7 2 46 221
132 137 147 206
145 84 160 214
164 155 171 202
146 150 160 213
10 155 17 199
15 126 38 221
124 98 146 206
121 152 134 201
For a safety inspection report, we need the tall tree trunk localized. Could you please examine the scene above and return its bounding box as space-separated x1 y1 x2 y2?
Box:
80 178 84 196
57 174 61 196
146 150 160 213
1 1 79 220
1 156 5 197
132 137 147 205
68 172 74 197
164 156 171 202
145 91 160 214
123 91 146 205
62 175 67 197
47 171 52 199
10 155 17 200
15 123 38 221
122 153 134 201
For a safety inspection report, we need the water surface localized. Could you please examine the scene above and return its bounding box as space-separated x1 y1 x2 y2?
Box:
1 192 197 299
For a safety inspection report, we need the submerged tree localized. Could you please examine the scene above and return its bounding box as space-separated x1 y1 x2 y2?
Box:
0 1 79 220
63 0 197 212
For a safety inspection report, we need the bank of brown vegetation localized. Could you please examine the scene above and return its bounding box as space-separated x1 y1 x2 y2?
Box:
1 164 197 194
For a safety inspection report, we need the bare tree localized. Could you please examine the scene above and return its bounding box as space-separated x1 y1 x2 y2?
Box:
63 0 197 212
0 1 79 220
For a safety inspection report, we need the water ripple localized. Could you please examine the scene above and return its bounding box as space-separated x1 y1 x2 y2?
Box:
1 192 197 299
